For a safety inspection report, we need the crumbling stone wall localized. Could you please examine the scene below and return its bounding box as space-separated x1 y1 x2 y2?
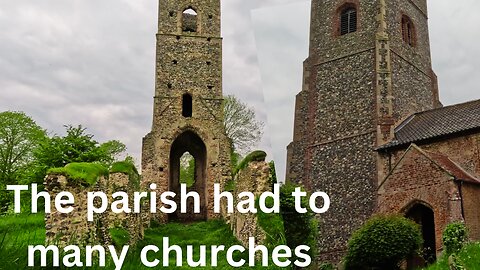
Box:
44 174 101 247
229 160 271 247
44 172 143 247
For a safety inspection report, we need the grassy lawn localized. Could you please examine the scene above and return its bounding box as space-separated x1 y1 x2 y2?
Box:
424 242 480 270
0 214 283 269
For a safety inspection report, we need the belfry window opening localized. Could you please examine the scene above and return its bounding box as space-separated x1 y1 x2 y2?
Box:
402 15 415 46
182 8 198 32
340 7 357 35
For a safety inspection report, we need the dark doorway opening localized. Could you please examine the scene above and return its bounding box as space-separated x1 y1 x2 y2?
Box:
169 131 206 222
406 203 436 269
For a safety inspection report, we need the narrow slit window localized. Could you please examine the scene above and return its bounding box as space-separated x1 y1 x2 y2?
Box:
182 94 192 117
182 8 198 33
402 16 415 46
340 7 357 35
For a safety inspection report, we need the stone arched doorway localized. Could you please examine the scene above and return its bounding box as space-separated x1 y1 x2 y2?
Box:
169 131 207 222
405 203 436 269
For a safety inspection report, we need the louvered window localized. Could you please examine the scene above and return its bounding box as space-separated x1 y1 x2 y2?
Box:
402 16 415 46
340 8 357 35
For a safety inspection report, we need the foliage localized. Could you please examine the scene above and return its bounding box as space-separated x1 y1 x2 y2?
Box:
48 162 109 186
224 179 235 192
425 242 480 270
269 160 277 186
443 222 468 255
233 150 267 176
344 215 423 270
0 213 45 269
256 197 287 249
0 112 46 212
32 125 125 183
280 183 318 260
223 95 264 155
179 152 195 188
109 227 130 249
319 263 335 270
110 160 140 190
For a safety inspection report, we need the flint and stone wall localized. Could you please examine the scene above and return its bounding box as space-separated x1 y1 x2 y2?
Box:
229 161 271 247
286 0 438 263
44 172 143 247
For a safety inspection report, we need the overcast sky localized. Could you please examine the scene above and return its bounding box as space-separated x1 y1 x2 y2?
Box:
1 0 479 181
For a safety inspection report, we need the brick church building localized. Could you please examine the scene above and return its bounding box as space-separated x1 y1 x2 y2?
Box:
285 0 480 266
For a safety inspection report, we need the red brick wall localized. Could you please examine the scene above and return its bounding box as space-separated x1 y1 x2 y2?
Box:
461 183 480 241
378 146 462 253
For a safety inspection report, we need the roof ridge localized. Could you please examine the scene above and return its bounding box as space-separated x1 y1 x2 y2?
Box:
414 98 480 116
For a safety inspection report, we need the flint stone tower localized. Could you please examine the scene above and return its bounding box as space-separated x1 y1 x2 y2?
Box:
142 0 231 222
286 0 441 262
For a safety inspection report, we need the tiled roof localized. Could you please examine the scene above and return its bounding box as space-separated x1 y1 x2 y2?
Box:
425 151 480 184
379 99 480 149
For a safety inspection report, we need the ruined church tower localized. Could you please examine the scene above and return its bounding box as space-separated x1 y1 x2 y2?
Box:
142 0 231 222
286 0 441 262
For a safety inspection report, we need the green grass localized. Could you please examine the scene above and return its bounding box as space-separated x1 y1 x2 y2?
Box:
48 162 109 186
0 214 286 269
424 242 480 270
0 213 45 270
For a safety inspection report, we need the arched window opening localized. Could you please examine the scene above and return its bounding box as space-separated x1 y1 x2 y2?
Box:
182 8 198 32
340 7 357 35
402 15 415 46
182 93 192 117
179 152 196 188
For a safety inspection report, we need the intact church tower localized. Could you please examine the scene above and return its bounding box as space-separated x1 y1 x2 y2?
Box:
142 0 231 222
286 0 441 262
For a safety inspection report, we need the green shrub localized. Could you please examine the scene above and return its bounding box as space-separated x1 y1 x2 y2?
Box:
280 183 318 260
233 150 267 175
443 222 468 255
48 162 108 186
344 215 422 270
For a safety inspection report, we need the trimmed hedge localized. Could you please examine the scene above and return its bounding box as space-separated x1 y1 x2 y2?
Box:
344 215 422 269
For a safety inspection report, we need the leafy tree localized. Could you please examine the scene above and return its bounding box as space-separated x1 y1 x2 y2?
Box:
223 95 264 154
179 152 195 187
0 111 46 211
31 125 126 183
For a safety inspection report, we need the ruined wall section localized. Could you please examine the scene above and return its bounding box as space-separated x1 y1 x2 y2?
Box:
44 174 101 247
44 173 143 247
229 161 271 247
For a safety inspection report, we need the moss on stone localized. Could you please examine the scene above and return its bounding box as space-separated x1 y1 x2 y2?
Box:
110 161 140 190
234 150 267 176
47 162 108 186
